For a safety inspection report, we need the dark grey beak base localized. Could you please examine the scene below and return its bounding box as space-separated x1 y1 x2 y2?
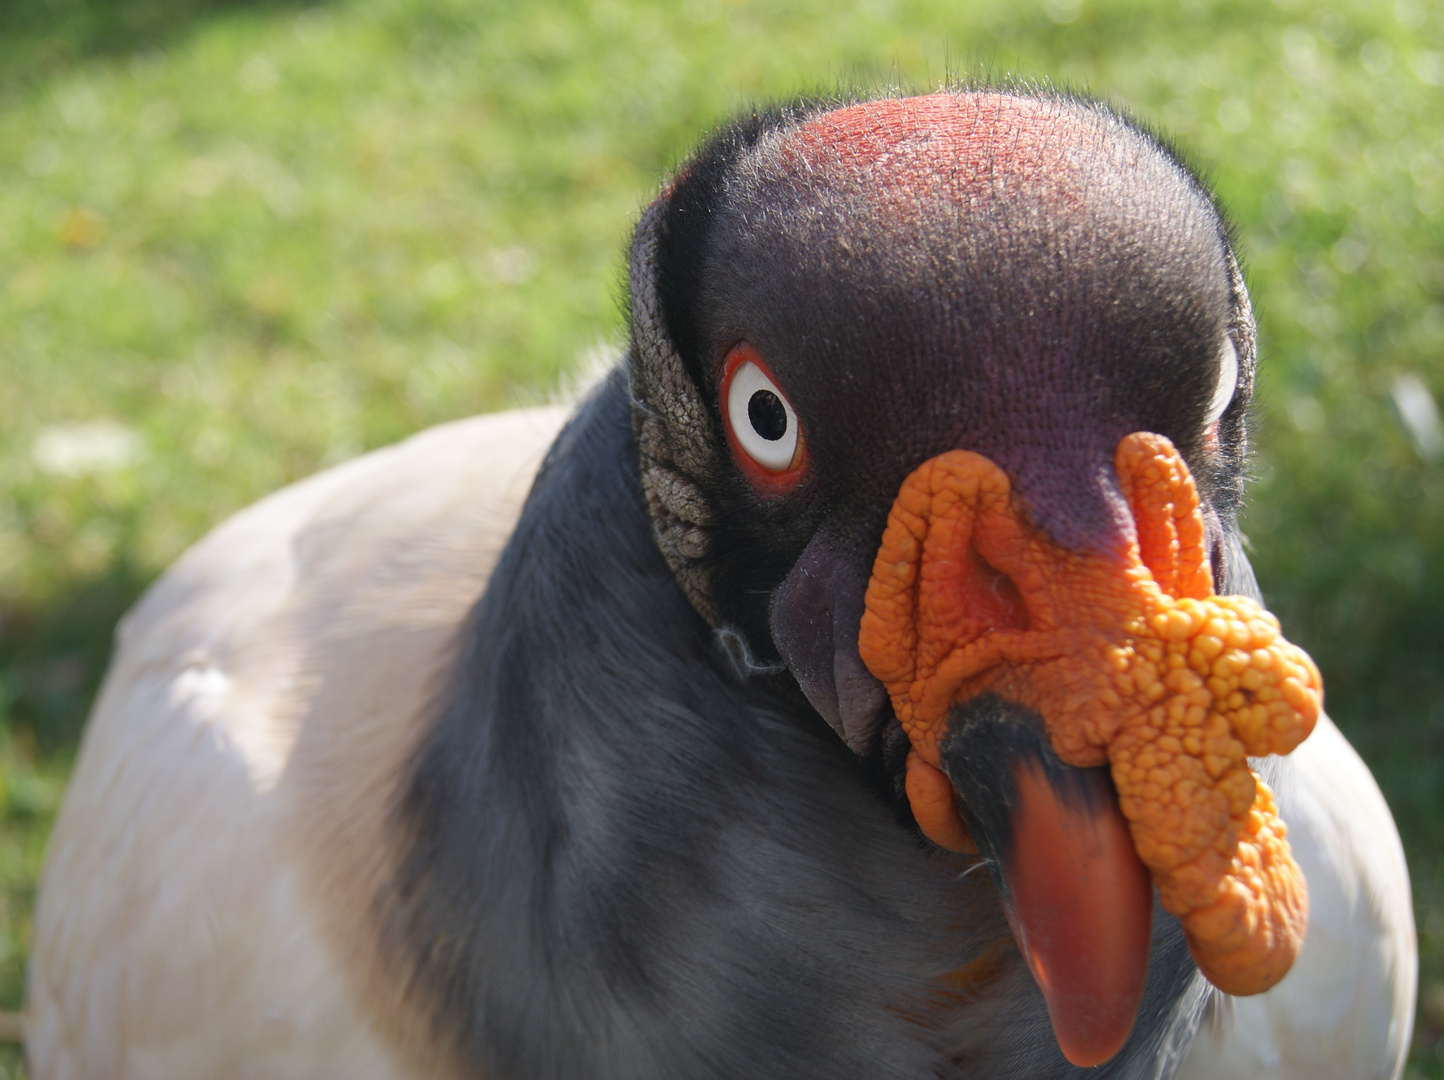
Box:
769 533 887 753
939 693 1119 893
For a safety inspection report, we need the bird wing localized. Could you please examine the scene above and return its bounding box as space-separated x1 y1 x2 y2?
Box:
27 405 569 1080
1173 713 1417 1080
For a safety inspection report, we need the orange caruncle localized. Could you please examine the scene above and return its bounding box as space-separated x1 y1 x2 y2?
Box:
858 433 1321 996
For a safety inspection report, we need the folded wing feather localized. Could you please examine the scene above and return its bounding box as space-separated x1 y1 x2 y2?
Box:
26 402 1412 1080
27 406 568 1080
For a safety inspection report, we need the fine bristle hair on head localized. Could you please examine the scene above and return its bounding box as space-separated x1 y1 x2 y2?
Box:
630 86 1256 627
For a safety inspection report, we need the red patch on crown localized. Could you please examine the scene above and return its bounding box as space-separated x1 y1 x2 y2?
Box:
777 93 1104 208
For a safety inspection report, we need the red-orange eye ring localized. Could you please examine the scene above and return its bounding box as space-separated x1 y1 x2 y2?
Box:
720 342 808 495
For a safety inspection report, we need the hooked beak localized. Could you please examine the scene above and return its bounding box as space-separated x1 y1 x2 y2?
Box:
851 432 1317 1067
938 694 1153 1066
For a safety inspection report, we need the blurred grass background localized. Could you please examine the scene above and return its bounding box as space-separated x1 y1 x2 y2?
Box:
1 0 1441 1074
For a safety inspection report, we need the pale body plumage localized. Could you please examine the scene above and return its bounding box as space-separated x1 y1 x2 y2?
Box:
28 400 1414 1079
1176 716 1416 1080
28 406 568 1080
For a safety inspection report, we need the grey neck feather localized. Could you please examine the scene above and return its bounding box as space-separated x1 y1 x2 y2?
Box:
627 197 723 625
1225 250 1259 405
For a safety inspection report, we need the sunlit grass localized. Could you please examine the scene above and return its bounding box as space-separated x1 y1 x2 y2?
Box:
2 0 1442 1073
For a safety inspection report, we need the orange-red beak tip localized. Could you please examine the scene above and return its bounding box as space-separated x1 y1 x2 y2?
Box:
1044 988 1144 1068
1004 763 1154 1068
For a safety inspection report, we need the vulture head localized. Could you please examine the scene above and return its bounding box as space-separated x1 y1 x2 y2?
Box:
627 91 1320 1067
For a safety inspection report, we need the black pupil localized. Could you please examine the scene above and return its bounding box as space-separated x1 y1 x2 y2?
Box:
747 390 788 442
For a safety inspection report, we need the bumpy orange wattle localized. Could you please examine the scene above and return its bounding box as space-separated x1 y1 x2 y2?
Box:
858 433 1320 996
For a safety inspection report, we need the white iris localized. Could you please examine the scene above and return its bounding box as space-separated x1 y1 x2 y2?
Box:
1206 337 1239 428
727 360 799 472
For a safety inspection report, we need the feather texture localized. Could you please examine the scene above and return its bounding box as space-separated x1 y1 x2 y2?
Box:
28 407 568 1080
26 386 1413 1079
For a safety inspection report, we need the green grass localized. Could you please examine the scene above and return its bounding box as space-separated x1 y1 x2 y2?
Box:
2 0 1442 1074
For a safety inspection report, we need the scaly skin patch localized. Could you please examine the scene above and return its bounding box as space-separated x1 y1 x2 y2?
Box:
858 433 1320 996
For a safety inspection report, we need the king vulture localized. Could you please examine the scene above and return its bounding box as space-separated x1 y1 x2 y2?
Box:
27 90 1417 1080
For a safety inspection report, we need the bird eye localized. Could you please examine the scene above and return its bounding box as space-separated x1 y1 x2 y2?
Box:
721 343 805 487
1205 337 1239 428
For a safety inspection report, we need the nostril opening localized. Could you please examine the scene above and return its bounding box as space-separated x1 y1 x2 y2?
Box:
968 547 1030 633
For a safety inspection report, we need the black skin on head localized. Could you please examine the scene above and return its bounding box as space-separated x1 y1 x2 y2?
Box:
655 88 1253 652
388 89 1251 1079
654 91 1253 666
643 92 1259 822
